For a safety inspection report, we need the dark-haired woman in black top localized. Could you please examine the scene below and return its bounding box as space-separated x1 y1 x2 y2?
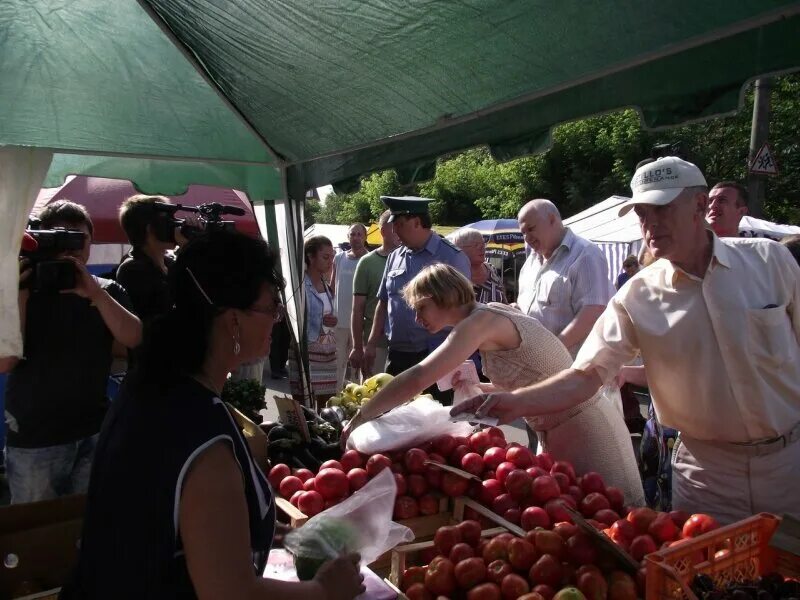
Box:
62 231 364 600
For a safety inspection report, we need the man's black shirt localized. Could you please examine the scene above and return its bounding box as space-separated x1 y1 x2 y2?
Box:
116 251 173 322
5 278 132 448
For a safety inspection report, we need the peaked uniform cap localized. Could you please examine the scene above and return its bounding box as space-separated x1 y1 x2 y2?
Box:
381 196 433 222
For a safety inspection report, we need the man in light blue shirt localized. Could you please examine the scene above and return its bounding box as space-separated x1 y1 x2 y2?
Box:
364 197 470 387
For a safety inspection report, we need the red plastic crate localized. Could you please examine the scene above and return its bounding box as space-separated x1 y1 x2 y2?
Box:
646 513 800 600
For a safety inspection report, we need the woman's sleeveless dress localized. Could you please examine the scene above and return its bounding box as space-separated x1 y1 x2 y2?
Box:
478 303 645 506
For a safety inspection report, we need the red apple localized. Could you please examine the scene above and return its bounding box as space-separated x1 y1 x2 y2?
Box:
433 434 458 458
492 493 518 516
648 512 679 543
394 473 408 496
481 478 504 505
419 493 440 516
407 474 429 498
450 444 471 467
593 509 621 527
544 499 573 524
536 453 555 471
293 468 314 483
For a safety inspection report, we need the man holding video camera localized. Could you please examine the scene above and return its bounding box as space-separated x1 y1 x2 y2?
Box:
0 200 142 504
116 194 195 323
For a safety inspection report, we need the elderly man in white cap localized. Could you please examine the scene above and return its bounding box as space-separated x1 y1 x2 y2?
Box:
453 156 800 523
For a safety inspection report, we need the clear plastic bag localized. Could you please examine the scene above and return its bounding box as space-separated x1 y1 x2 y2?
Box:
346 395 474 454
283 469 414 570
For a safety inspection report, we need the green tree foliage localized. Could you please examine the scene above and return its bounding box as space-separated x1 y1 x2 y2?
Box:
310 74 799 226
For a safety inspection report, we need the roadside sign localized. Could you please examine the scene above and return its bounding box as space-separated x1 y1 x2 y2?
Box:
750 143 779 175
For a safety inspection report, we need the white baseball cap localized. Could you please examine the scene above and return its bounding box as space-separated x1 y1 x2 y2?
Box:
618 156 707 216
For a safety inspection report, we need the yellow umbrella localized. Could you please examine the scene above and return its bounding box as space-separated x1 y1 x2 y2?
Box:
366 222 382 246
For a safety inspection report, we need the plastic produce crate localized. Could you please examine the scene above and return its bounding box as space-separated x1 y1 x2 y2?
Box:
646 513 800 600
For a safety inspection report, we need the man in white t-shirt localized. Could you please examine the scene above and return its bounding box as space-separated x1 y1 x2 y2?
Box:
331 223 368 388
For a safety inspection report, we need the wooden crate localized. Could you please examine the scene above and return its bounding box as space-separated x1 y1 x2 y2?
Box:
387 496 525 588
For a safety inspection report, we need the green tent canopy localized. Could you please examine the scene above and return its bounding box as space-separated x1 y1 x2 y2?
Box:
3 0 800 193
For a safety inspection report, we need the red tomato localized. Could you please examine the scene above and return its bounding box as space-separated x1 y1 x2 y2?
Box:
501 573 530 599
508 538 537 571
521 506 551 531
506 446 535 469
292 468 314 483
424 557 456 595
505 469 533 502
449 542 475 564
339 450 363 471
407 474 429 498
267 463 290 489
550 460 577 483
681 514 720 538
403 566 426 591
480 479 504 505
454 556 487 590
531 476 561 505
469 430 493 454
441 472 470 497
467 582 502 600
433 434 458 457
629 534 658 561
419 493 441 516
394 495 420 520
495 462 517 485
297 490 324 516
486 559 512 585
648 512 679 543
405 582 433 600
461 452 485 476
346 468 368 492
320 459 343 471
580 492 611 517
434 525 463 556
314 468 348 500
579 472 606 495
278 475 304 499
483 447 507 470
365 454 392 477
405 448 429 474
529 554 563 587
457 519 483 547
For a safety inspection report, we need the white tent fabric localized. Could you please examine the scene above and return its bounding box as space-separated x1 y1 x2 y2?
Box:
739 215 800 240
0 147 53 357
565 195 800 284
563 196 643 285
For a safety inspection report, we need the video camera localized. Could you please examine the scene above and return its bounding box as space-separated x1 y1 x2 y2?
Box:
150 201 245 243
22 219 86 293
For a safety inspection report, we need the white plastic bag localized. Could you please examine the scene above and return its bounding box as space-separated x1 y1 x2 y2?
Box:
283 469 413 569
346 396 474 454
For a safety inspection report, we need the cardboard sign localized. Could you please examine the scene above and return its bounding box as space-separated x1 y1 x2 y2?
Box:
273 395 311 442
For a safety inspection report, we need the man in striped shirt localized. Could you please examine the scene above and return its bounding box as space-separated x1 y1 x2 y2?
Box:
516 199 613 356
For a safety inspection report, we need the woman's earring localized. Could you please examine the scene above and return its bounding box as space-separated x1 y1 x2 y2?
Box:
233 326 241 356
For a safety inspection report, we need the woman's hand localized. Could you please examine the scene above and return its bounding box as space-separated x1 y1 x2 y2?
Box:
60 256 102 301
323 314 338 327
313 552 365 600
450 391 523 425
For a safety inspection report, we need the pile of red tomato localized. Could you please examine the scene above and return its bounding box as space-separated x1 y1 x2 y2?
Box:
402 519 641 600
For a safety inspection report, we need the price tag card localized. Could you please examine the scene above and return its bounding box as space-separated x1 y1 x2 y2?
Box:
274 395 311 442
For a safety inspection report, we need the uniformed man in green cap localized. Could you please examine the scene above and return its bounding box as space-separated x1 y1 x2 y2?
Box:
363 196 470 385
